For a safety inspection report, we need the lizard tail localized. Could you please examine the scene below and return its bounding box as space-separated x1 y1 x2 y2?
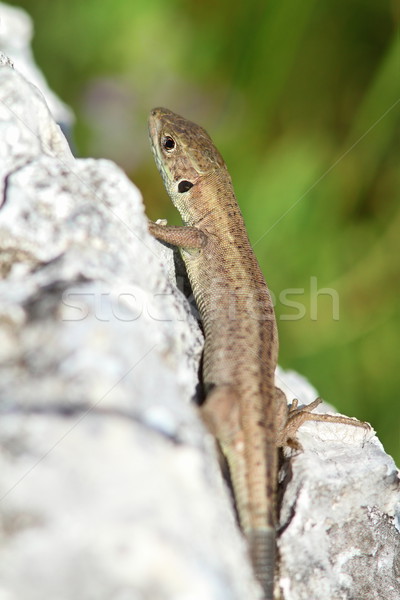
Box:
247 527 275 600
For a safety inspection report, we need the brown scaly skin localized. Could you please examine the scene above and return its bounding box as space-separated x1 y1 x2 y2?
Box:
147 107 369 599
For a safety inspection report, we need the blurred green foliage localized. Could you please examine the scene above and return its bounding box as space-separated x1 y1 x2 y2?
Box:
7 0 400 462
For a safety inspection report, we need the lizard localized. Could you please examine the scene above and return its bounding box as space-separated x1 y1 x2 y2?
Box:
147 107 369 599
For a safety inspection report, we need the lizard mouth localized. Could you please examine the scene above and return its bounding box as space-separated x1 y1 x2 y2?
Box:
148 110 163 168
148 108 175 189
148 109 161 151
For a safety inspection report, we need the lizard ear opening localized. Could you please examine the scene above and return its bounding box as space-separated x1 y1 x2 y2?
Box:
178 180 194 193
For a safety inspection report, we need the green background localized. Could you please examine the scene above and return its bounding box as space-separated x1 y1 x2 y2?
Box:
7 0 399 463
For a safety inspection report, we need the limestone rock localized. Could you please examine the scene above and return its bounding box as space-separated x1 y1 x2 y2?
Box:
0 61 257 600
0 54 399 600
0 1 74 128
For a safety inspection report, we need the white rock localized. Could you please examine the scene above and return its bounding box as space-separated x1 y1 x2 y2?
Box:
0 62 259 600
0 55 399 600
0 1 74 127
278 399 400 600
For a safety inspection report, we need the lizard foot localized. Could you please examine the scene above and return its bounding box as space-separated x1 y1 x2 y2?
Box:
277 397 370 450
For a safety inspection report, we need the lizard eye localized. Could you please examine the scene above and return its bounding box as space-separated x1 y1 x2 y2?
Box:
162 136 175 151
178 180 193 193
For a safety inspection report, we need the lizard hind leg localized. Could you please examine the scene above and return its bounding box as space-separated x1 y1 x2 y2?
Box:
276 392 370 450
199 385 247 517
200 385 242 490
200 384 241 444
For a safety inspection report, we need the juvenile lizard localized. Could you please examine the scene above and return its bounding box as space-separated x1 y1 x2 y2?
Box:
147 107 368 599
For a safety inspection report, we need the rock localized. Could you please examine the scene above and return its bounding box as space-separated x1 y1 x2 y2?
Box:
0 2 74 130
276 367 400 599
0 61 258 600
0 55 399 600
278 401 400 599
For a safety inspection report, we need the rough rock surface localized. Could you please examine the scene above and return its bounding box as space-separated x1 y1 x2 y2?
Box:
0 51 399 600
0 56 260 600
0 1 73 128
278 369 400 600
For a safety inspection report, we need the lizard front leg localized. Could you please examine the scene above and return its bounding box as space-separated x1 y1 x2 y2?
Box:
148 220 207 251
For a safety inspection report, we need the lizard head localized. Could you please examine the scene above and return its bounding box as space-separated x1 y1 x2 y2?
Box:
148 107 226 208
